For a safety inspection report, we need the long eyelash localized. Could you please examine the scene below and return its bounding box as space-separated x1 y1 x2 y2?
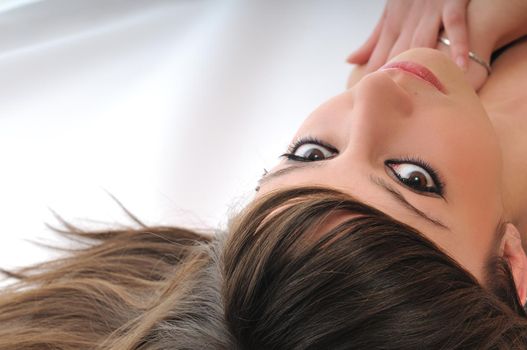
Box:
281 136 338 160
279 138 445 196
387 156 446 196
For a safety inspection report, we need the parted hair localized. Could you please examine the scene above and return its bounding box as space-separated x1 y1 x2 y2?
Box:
1 187 527 349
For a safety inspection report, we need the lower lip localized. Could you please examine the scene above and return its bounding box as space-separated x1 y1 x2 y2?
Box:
381 61 446 93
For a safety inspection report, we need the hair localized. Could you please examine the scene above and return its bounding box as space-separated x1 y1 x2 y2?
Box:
1 187 527 349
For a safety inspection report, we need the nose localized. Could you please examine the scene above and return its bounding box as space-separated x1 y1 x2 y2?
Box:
344 71 414 160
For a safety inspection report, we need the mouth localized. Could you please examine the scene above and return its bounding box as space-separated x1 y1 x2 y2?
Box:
380 61 446 94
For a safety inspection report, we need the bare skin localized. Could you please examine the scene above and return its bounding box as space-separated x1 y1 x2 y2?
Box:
348 0 527 91
257 40 527 300
349 37 527 245
344 0 527 263
478 38 527 240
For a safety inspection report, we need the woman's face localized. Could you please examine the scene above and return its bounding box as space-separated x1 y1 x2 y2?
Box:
257 48 504 282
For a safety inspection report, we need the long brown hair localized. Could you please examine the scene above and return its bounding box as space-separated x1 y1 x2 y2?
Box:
1 187 526 349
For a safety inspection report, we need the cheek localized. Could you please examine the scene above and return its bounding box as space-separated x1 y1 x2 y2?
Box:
436 110 503 271
409 103 502 209
451 215 499 283
441 116 503 219
391 103 503 231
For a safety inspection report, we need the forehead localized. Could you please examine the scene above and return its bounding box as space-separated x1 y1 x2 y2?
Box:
258 164 499 283
258 64 504 283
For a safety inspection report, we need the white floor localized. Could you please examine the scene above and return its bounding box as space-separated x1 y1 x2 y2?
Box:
0 0 383 271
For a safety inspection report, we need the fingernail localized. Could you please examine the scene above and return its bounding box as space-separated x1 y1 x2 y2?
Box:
456 56 468 71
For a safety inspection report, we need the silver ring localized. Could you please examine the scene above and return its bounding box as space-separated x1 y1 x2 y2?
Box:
438 37 491 75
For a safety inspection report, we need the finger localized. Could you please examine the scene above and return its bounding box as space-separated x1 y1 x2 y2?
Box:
387 27 414 60
463 59 488 91
411 13 442 48
442 0 470 70
365 22 399 72
347 7 386 64
387 2 423 59
365 1 409 72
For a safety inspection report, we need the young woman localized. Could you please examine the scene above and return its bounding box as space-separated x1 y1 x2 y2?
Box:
2 1 527 349
256 41 527 303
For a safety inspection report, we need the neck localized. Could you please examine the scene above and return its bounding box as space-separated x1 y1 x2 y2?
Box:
479 39 527 238
488 105 527 235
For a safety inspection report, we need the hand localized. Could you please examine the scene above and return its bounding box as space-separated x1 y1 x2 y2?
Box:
436 32 489 91
346 41 489 91
347 0 470 72
437 0 527 90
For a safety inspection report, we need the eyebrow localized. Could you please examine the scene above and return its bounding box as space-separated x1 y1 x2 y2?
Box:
257 164 449 230
370 176 449 230
256 163 320 190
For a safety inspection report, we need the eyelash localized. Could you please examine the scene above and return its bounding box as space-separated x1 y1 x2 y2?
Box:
281 137 338 162
281 137 445 197
385 157 445 196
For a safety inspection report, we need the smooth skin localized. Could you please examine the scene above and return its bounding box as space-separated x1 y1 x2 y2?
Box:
347 0 471 70
258 2 527 301
348 0 527 91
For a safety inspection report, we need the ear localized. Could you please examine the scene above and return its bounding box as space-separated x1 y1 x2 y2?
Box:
499 223 527 304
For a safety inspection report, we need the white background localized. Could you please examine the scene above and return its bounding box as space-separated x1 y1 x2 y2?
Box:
0 0 383 272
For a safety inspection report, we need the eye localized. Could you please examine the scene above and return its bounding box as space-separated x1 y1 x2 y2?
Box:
281 137 338 162
292 143 335 161
386 159 445 196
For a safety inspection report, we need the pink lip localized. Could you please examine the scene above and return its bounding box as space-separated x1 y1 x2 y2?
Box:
381 61 446 93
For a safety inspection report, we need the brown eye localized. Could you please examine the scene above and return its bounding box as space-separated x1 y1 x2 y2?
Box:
406 171 427 187
387 162 438 192
293 143 336 161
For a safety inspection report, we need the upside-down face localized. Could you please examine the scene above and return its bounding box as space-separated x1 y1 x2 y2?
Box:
258 48 504 283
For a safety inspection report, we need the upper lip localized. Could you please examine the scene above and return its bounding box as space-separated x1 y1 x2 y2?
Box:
380 61 446 94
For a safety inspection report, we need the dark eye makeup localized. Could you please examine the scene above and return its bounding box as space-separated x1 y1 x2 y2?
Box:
281 136 445 197
281 137 338 162
385 158 445 197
